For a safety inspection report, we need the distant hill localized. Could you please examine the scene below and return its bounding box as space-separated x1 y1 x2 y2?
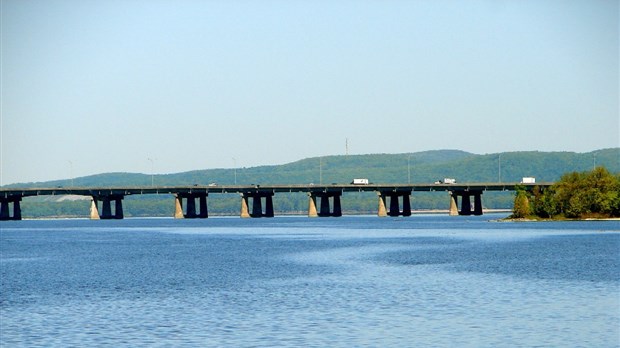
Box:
6 148 619 218
6 148 618 188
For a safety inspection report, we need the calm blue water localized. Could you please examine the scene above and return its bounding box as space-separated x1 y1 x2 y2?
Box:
1 214 619 347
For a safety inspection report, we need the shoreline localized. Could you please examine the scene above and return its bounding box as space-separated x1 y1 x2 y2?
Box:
498 217 620 222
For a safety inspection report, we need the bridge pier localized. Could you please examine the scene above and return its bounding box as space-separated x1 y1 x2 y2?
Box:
308 192 342 217
0 196 22 221
174 193 208 219
474 193 483 216
377 191 412 217
449 192 459 216
449 190 483 216
241 192 274 218
90 195 124 219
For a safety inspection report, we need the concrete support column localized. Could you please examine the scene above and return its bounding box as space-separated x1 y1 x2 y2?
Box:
186 197 197 218
114 198 124 219
319 195 330 217
251 196 263 217
264 195 274 218
0 200 9 220
12 200 21 220
102 198 113 219
377 193 388 217
240 195 250 218
379 191 412 217
402 194 412 217
242 192 275 218
310 192 343 217
460 193 472 216
174 195 184 219
332 194 342 217
308 194 318 218
90 198 101 220
449 191 483 216
199 195 208 218
175 193 208 219
449 192 459 216
95 195 124 219
473 192 483 216
389 194 400 217
0 196 22 221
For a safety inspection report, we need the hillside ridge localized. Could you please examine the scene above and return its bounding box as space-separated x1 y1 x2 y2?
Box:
4 148 619 188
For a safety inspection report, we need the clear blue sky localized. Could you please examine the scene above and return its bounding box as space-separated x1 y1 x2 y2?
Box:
1 0 618 185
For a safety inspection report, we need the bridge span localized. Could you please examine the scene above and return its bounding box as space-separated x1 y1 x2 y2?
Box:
0 183 551 220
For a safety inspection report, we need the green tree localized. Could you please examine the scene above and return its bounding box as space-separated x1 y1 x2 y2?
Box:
584 167 620 216
512 189 531 218
530 167 620 219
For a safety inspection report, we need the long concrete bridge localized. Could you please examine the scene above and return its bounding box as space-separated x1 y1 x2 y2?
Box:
0 182 550 220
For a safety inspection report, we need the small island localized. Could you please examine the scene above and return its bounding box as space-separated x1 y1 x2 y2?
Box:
510 167 620 220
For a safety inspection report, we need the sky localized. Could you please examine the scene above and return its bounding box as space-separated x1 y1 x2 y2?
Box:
1 0 618 185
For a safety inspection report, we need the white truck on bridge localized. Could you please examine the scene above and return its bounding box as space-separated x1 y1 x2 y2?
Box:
351 178 369 185
435 178 456 184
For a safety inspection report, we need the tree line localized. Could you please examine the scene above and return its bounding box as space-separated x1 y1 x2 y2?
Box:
512 167 620 219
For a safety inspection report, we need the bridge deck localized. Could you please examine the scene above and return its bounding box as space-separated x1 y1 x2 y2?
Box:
1 182 551 198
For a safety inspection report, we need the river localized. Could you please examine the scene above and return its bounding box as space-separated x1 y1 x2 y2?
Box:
1 214 618 347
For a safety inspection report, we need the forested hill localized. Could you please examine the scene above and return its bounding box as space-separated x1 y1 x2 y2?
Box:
6 148 619 188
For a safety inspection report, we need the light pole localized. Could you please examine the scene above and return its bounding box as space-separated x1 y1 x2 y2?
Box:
593 153 597 170
68 160 74 187
498 154 501 183
319 157 323 184
148 158 154 187
408 155 411 184
232 158 237 184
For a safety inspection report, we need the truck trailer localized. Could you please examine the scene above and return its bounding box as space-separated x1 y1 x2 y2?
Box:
351 178 369 185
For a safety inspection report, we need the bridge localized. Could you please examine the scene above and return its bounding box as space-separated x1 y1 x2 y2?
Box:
0 182 550 220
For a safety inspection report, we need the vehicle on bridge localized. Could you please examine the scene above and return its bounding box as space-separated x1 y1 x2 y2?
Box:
351 178 369 185
435 178 456 184
0 181 551 220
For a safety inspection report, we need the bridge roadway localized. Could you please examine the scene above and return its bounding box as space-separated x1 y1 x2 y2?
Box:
0 182 550 220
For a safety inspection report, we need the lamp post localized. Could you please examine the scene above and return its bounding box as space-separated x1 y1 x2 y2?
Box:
593 153 597 170
319 157 323 184
408 155 411 184
68 160 74 187
232 158 237 185
148 158 154 187
498 154 501 183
